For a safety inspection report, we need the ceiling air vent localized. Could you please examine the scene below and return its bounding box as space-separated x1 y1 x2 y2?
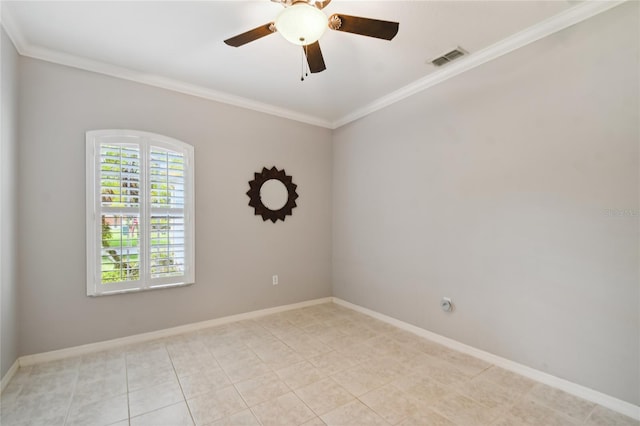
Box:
430 47 467 67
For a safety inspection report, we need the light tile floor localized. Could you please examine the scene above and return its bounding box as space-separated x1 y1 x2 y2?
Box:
1 303 638 426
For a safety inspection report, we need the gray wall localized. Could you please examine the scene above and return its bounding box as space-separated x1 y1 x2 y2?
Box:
1 26 20 378
17 57 332 356
332 2 639 405
4 1 638 408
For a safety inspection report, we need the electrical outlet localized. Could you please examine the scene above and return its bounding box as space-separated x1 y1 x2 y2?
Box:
272 275 279 285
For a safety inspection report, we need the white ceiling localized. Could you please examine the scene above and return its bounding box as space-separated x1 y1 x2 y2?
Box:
0 1 622 128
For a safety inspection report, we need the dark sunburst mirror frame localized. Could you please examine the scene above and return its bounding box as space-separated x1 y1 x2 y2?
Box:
247 166 298 223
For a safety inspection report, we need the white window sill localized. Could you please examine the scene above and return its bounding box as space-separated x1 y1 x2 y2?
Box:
88 281 194 297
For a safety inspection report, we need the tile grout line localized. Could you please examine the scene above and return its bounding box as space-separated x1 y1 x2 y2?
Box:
166 341 197 426
124 351 131 426
244 320 302 425
252 314 340 425
582 404 598 425
61 368 79 426
208 322 270 425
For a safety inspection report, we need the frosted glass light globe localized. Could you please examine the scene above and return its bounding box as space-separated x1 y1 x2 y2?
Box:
275 3 328 46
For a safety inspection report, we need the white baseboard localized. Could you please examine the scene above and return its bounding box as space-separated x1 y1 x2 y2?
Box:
0 359 19 394
19 297 332 367
7 295 638 420
332 297 640 421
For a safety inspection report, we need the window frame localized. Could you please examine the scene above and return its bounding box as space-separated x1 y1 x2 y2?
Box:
86 129 195 296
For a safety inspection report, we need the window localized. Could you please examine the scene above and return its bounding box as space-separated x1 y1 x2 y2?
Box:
86 130 195 296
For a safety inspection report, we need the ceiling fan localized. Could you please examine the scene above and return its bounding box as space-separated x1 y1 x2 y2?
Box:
224 0 399 75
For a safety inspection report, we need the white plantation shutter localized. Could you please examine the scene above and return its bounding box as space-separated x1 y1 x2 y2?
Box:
99 143 141 285
86 130 195 296
149 147 186 279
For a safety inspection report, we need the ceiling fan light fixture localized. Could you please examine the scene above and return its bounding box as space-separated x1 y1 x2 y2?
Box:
275 2 328 46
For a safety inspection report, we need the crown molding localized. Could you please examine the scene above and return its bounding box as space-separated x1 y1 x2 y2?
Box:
2 1 626 130
17 44 334 129
0 3 26 51
330 0 627 128
0 8 333 129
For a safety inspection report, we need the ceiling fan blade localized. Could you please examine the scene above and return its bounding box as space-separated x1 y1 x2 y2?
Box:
224 23 275 47
315 0 331 10
329 14 399 40
304 41 326 73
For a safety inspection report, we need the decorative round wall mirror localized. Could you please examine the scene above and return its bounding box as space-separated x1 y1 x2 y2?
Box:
247 166 298 223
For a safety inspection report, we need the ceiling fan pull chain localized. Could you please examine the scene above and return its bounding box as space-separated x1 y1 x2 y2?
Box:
300 41 310 81
301 45 305 81
305 44 309 78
